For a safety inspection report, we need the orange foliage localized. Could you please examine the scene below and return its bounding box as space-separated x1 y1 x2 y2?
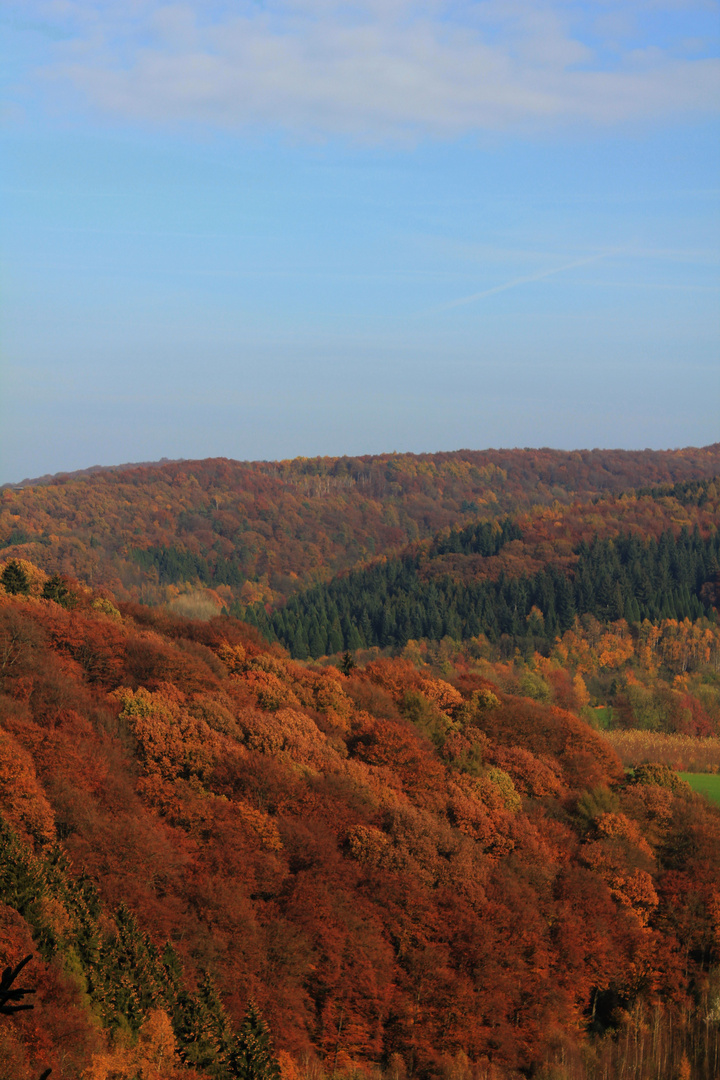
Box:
1 564 719 1078
4 447 719 611
0 727 55 843
83 1009 184 1080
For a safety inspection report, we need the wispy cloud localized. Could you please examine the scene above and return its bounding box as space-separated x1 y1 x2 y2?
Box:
9 1 720 139
434 251 619 310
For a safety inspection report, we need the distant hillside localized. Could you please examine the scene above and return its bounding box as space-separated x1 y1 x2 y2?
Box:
253 476 720 658
1 456 185 491
2 446 720 614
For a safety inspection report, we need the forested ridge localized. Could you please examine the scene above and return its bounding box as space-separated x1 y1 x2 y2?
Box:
240 474 720 659
1 562 720 1079
2 446 719 614
254 523 720 659
2 448 720 1079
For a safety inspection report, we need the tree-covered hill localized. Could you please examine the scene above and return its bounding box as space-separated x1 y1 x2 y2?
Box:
1 565 719 1079
245 478 720 659
2 446 719 612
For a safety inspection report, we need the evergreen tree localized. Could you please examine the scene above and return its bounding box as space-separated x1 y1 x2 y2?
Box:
41 573 74 607
230 1000 281 1080
95 904 165 1032
1 560 30 596
160 941 192 1039
291 624 310 660
554 571 576 630
0 818 54 955
178 971 233 1076
308 614 326 657
359 609 373 647
46 851 101 974
328 616 344 655
342 615 362 651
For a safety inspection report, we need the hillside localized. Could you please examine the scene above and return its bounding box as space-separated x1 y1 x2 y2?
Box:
2 447 720 614
1 566 720 1079
246 476 720 658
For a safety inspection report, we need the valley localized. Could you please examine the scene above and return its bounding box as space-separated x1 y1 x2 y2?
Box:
1 446 719 1080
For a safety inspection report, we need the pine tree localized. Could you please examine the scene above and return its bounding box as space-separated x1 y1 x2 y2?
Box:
41 573 74 608
95 904 165 1032
0 818 54 955
291 622 310 660
308 614 326 657
328 616 344 655
160 941 191 1038
46 850 101 973
360 609 373 646
178 970 233 1076
1 560 30 596
230 1000 281 1080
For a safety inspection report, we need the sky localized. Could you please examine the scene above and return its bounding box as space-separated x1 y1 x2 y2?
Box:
1 1 719 484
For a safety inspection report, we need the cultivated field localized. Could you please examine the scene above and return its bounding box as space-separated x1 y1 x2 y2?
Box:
602 729 720 773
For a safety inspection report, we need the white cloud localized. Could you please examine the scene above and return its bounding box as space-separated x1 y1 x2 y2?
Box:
19 1 720 138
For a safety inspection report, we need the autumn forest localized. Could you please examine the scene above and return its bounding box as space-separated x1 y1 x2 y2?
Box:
1 445 720 1080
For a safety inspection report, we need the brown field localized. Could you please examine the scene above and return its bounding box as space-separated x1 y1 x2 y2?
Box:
602 729 720 772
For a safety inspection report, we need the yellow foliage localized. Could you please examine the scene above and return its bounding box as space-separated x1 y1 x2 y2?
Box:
556 616 720 683
243 669 300 712
471 688 500 713
484 767 522 813
311 670 351 717
248 653 289 676
572 672 590 709
0 558 48 598
596 624 635 670
115 686 221 783
595 812 654 859
418 677 464 715
91 597 122 621
83 1009 180 1080
401 639 425 667
217 642 246 673
277 1051 301 1080
346 823 392 867
239 707 335 769
189 693 241 738
235 801 283 851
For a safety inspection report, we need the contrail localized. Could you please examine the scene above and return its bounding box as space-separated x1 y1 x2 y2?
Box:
435 250 618 312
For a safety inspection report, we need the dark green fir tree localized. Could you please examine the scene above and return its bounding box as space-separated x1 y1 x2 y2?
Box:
230 1000 281 1080
41 573 74 608
339 651 355 676
1 560 30 596
179 970 233 1077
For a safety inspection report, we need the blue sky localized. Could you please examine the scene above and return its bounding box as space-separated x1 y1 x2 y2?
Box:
1 1 719 484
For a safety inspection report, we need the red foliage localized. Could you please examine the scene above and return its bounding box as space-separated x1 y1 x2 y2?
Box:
1 579 719 1077
4 446 719 612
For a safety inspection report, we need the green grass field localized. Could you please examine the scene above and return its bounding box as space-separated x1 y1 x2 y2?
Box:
591 706 613 730
679 773 720 806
